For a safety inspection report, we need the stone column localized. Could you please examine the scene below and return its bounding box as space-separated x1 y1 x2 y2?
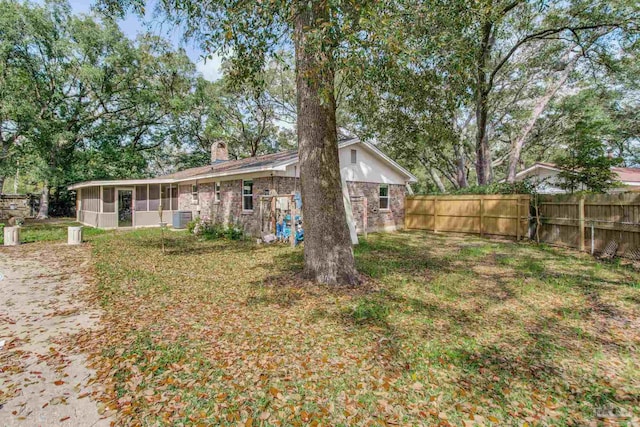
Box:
3 226 20 246
68 226 83 245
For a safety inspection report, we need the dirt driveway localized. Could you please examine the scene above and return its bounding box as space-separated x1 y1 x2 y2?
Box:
0 242 110 426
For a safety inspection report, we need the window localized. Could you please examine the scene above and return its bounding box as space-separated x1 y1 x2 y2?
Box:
83 187 100 212
351 149 357 164
171 185 178 211
148 184 160 211
135 186 147 211
161 185 171 210
243 180 253 211
160 185 178 210
103 187 115 213
215 182 221 202
379 184 389 210
191 184 198 204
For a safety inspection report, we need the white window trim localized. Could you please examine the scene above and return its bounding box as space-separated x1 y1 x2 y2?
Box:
191 183 199 204
242 179 253 212
379 184 390 211
214 181 221 203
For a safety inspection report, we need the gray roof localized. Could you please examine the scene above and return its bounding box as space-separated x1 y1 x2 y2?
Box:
158 150 298 179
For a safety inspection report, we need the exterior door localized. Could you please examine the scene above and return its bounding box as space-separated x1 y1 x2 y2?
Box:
118 189 133 227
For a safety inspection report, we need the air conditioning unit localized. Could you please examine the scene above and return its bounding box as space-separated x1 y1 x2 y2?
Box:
172 211 193 229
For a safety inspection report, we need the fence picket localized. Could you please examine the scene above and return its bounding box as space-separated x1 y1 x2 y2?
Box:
405 194 529 238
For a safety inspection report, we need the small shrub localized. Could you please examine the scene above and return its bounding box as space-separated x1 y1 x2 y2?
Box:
224 225 244 240
189 217 245 241
201 223 225 240
186 219 198 234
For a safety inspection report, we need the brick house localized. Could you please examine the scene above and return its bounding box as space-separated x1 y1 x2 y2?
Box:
68 138 417 235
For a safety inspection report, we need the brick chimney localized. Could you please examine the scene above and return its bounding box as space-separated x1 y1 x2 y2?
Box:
211 141 229 163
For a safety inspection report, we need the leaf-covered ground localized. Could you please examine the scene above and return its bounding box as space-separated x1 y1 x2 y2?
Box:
76 229 640 426
0 242 110 426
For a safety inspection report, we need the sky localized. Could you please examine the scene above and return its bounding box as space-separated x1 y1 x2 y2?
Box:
34 0 224 81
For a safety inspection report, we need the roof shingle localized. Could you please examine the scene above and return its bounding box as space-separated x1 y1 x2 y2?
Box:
158 150 298 179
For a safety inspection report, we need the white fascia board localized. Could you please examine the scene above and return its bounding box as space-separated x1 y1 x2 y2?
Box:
68 164 291 190
514 163 561 179
68 178 175 190
338 138 361 149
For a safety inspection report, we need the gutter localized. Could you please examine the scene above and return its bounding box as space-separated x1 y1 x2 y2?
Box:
67 163 291 191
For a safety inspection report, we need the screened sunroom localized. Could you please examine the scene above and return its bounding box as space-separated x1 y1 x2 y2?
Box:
71 180 179 229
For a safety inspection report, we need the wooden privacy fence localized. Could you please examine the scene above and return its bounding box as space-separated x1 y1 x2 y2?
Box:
537 193 640 258
405 195 530 238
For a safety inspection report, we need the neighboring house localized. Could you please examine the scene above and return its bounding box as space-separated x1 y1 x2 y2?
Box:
68 138 417 235
511 162 640 194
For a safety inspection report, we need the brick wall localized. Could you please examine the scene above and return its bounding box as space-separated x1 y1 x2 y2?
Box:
183 177 405 236
346 182 406 232
178 185 192 212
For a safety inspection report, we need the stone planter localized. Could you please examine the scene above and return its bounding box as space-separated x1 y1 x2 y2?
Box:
68 226 83 245
3 226 20 246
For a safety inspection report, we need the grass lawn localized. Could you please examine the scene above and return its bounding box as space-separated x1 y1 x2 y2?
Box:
77 229 640 426
0 218 105 244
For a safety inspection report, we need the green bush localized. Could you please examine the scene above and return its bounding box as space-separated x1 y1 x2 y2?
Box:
186 219 198 234
188 217 245 241
224 225 244 240
426 181 535 196
200 223 225 240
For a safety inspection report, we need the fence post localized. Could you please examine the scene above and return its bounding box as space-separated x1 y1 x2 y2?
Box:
403 197 407 230
516 197 521 241
578 195 585 252
479 197 484 237
433 197 438 233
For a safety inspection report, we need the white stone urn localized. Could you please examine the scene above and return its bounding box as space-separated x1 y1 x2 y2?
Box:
68 226 83 245
3 226 20 246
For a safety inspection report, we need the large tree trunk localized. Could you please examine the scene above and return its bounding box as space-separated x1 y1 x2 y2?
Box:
294 2 359 285
454 143 468 188
0 176 4 195
474 20 493 186
475 96 492 185
36 181 49 219
506 56 578 182
428 168 447 192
